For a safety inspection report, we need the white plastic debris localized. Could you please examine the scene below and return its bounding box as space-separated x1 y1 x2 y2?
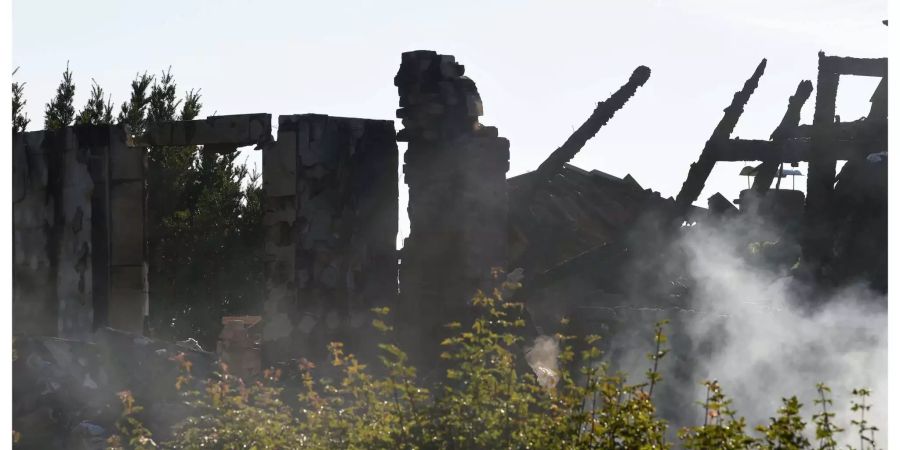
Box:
176 338 204 352
525 335 561 390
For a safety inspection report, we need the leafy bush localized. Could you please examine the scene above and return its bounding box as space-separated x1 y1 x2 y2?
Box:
104 277 882 450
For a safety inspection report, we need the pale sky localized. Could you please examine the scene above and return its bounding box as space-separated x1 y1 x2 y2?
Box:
12 0 888 241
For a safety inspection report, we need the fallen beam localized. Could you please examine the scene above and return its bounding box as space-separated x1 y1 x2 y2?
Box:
515 65 651 204
673 59 767 220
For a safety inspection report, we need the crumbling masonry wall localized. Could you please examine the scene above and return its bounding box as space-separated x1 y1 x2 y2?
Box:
263 114 399 361
12 126 147 338
395 51 511 336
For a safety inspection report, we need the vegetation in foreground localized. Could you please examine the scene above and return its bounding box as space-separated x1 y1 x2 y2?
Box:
99 277 880 450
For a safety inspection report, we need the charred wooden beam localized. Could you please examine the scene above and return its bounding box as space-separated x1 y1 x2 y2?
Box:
804 52 887 242
515 66 651 203
804 52 842 275
806 53 841 216
712 138 864 162
673 59 766 220
793 121 881 140
820 55 887 78
752 80 813 192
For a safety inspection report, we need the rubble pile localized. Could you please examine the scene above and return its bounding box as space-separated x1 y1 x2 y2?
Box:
13 328 216 449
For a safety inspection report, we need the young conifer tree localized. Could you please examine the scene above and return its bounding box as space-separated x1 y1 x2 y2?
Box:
44 62 76 130
117 72 154 132
75 79 114 125
12 67 30 133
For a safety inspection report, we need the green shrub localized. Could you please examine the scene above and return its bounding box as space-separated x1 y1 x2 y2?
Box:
102 278 881 450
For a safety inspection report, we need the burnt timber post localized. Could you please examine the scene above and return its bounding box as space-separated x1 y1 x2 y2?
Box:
803 53 887 277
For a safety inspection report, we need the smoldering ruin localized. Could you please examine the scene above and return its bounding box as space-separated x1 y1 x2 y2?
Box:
12 47 887 447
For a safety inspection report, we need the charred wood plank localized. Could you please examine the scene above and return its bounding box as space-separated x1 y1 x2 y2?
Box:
673 59 766 220
820 55 887 78
793 121 879 140
712 138 865 162
803 52 842 275
515 66 651 204
752 80 813 191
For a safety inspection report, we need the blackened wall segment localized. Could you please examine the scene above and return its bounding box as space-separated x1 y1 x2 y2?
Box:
262 114 399 362
395 51 510 353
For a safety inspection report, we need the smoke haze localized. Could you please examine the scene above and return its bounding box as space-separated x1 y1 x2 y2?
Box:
588 214 889 445
675 218 887 445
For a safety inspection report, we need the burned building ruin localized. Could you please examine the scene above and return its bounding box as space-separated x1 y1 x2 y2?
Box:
12 48 888 350
12 47 888 445
675 53 888 290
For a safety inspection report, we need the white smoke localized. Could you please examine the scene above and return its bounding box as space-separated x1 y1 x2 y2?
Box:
676 219 887 446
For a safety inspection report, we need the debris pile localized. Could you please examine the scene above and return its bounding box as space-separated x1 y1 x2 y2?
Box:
13 328 215 448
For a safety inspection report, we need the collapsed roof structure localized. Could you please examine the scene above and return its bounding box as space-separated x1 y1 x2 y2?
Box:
507 51 887 331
